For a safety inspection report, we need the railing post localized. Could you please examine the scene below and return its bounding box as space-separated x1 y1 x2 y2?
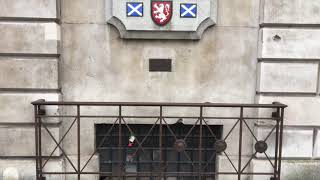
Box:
238 107 244 180
277 108 285 180
37 105 43 180
159 106 163 179
198 106 203 180
34 105 39 180
118 105 123 179
77 105 81 180
273 108 280 179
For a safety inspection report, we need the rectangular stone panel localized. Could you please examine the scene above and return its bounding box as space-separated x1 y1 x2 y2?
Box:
252 159 320 180
259 28 320 59
257 95 320 126
0 93 60 123
63 0 105 23
0 57 59 89
0 159 63 180
255 126 313 158
62 25 257 103
258 62 319 93
0 126 60 156
0 0 57 18
218 0 259 27
0 22 60 54
262 0 320 25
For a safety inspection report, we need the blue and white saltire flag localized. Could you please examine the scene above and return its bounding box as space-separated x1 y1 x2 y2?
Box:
127 2 143 17
180 3 197 18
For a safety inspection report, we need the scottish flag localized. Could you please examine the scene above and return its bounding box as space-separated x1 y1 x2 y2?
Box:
127 2 143 17
180 3 197 18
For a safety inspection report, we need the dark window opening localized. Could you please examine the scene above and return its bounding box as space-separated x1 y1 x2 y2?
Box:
96 123 223 180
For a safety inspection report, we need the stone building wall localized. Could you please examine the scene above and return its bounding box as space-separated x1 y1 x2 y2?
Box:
0 0 62 179
254 0 320 179
0 0 319 180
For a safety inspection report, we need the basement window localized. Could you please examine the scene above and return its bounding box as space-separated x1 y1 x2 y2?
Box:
96 123 223 180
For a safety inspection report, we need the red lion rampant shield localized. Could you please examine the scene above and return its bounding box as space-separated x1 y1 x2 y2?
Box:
151 1 172 26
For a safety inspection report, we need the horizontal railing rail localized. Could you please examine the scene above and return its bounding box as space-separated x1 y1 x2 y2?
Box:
32 100 287 108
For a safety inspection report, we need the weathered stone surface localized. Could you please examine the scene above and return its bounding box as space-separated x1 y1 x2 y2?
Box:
61 24 109 102
0 22 60 54
252 159 320 180
0 93 60 123
2 167 19 180
259 28 320 59
62 0 105 23
255 126 313 158
258 62 319 93
262 0 320 25
223 119 254 156
0 159 63 180
0 0 57 18
61 117 96 156
62 25 257 103
65 155 99 180
0 57 59 89
218 0 259 27
216 155 250 180
257 95 320 126
0 126 60 156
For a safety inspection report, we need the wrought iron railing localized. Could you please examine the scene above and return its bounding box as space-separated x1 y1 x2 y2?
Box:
32 100 286 180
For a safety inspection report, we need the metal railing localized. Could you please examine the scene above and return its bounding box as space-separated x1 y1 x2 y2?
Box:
32 100 286 180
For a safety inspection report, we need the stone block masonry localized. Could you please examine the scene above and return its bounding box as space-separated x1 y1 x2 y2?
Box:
0 0 62 179
255 0 320 179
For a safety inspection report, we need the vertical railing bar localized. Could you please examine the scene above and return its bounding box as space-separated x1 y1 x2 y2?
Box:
274 108 280 179
198 106 203 180
38 105 43 180
178 136 181 180
118 105 123 179
151 141 154 180
159 106 164 180
164 141 168 180
278 108 285 180
77 105 81 180
34 105 39 180
192 127 195 180
136 127 141 180
238 107 243 180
